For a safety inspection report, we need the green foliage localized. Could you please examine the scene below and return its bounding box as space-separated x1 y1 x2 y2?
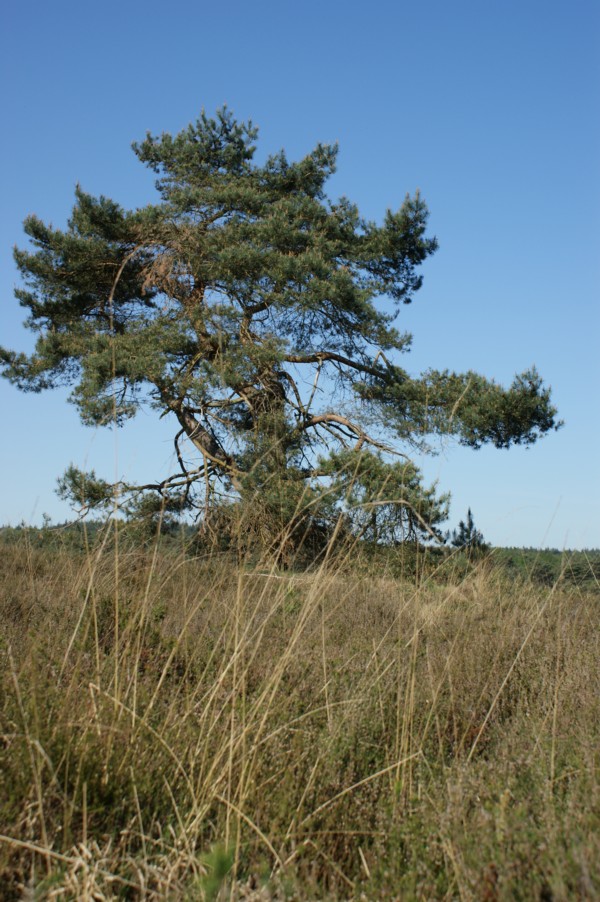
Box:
449 507 489 557
56 464 115 513
494 547 600 589
122 491 189 540
194 845 234 901
1 108 561 546
321 448 450 543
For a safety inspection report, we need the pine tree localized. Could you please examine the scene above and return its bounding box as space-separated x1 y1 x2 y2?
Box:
1 109 560 549
450 508 489 556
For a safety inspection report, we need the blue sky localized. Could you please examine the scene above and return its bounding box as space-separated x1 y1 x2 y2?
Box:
1 0 598 548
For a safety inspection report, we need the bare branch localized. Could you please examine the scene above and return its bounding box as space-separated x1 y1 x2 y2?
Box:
352 498 444 543
306 357 324 413
302 413 396 454
285 351 388 380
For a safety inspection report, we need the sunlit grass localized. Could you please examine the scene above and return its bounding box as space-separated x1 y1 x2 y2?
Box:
1 527 599 899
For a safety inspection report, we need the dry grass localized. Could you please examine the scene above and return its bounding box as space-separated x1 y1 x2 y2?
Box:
1 529 599 900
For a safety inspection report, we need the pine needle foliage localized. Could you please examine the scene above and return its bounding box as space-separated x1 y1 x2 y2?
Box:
1 108 560 544
450 507 489 557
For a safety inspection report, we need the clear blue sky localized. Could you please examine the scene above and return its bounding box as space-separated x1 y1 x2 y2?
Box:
1 0 598 548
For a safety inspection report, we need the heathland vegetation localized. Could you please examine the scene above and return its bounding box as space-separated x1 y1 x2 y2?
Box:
0 523 599 899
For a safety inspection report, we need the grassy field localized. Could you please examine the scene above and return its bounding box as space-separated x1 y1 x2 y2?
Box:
1 528 599 900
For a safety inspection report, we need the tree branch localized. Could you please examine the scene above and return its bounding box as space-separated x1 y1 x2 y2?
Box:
302 413 396 453
285 351 388 380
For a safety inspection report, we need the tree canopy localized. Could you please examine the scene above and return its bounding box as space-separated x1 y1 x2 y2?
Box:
1 109 560 551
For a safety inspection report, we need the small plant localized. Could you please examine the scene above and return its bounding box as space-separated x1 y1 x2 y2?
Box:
194 845 234 901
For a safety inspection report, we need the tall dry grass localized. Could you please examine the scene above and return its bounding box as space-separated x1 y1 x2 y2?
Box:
0 528 599 900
